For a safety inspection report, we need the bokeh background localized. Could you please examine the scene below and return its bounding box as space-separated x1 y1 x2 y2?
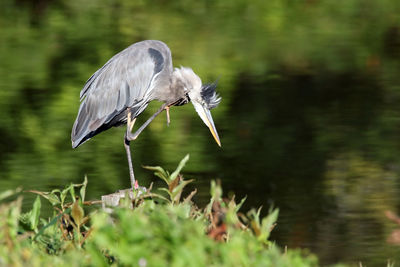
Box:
1 0 400 265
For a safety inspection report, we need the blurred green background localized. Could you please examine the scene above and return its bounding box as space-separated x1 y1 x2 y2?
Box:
1 0 400 265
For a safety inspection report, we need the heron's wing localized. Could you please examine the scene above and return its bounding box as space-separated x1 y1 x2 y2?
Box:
71 40 173 148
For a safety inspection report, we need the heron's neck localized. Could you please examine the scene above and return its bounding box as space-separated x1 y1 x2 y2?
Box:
168 77 190 106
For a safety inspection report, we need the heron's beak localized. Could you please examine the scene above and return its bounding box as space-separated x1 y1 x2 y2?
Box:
192 102 221 147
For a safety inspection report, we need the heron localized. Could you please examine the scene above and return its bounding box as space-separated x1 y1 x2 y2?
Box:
71 40 221 190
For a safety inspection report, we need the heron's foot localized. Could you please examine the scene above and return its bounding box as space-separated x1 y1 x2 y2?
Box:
132 180 147 192
134 180 139 190
131 182 147 199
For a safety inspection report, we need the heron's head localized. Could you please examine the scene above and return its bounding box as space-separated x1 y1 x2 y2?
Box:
173 67 222 146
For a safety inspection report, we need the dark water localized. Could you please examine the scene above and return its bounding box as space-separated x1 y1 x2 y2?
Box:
2 0 400 265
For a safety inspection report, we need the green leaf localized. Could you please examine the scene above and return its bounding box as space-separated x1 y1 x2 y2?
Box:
148 192 170 203
158 188 173 201
143 165 169 183
235 196 247 213
154 172 170 185
29 196 41 231
143 165 169 177
171 179 194 203
47 192 61 206
80 175 88 203
259 208 279 242
169 154 189 181
61 184 73 206
69 184 76 200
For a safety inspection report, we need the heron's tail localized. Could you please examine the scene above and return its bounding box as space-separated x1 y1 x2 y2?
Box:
71 103 92 148
71 103 126 148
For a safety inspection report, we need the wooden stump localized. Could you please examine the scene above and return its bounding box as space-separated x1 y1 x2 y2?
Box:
101 187 146 212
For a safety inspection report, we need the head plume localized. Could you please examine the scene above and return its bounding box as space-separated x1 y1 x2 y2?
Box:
172 67 221 109
201 82 221 109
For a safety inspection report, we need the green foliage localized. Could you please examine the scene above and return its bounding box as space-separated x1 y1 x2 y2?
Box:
26 176 88 209
19 196 41 232
0 156 319 266
247 207 279 244
86 200 315 267
144 154 195 204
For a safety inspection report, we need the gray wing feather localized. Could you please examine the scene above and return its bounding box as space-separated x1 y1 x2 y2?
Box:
71 40 173 148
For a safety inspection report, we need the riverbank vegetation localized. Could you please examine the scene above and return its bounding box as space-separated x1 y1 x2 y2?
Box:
0 155 320 266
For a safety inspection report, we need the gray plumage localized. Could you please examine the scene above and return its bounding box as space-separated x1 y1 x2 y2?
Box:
71 40 221 149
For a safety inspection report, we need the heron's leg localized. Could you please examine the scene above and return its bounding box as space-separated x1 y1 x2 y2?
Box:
124 137 137 190
124 109 137 189
127 110 136 132
125 103 168 141
124 103 168 190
